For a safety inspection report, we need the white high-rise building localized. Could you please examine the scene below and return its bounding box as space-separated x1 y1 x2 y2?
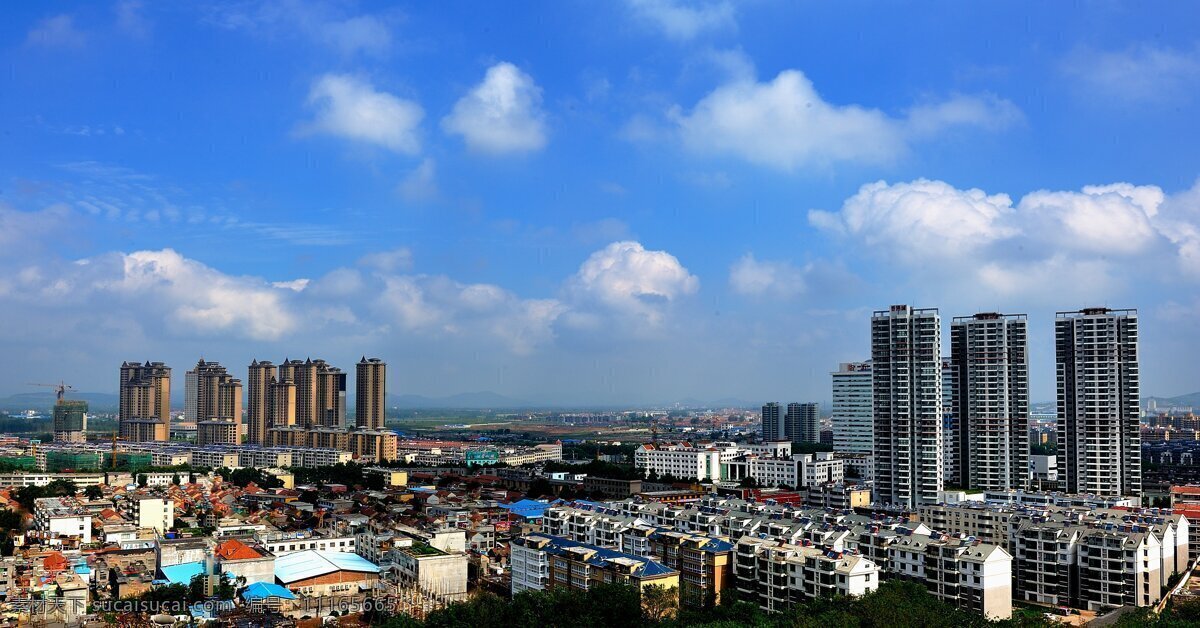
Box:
832 362 873 453
872 305 943 507
950 313 1030 492
1056 308 1140 497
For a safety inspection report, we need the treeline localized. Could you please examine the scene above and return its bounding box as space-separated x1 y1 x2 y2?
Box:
368 581 1060 628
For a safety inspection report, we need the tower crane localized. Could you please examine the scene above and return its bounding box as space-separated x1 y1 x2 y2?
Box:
26 381 75 403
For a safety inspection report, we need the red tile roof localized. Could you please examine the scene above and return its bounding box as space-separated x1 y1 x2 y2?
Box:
214 538 261 561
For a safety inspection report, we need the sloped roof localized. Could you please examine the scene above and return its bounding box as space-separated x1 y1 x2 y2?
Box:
161 561 205 585
273 551 379 584
242 581 297 600
215 539 261 561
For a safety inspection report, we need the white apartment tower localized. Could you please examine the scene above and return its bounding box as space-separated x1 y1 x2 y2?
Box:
872 305 943 507
1056 308 1140 497
832 361 872 453
950 313 1030 492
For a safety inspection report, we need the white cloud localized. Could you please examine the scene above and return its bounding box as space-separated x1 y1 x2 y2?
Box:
359 248 414 273
729 254 807 298
302 74 423 154
115 1 151 38
1061 45 1200 104
669 68 1021 171
565 241 698 326
811 178 1194 306
672 70 902 170
810 179 1016 261
442 62 548 154
208 0 394 57
905 93 1023 138
625 0 735 42
397 158 437 202
27 14 86 48
1016 183 1163 254
114 249 298 340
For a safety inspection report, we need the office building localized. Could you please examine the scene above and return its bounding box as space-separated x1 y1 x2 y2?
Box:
950 313 1030 492
831 361 873 453
872 305 943 507
119 361 171 442
1056 308 1140 497
356 357 387 430
785 402 820 444
761 402 781 441
52 400 87 443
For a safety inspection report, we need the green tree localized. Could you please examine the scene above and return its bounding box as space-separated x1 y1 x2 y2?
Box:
84 484 104 499
640 585 678 622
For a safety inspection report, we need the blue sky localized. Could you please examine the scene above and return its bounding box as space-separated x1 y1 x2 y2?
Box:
2 1 1200 405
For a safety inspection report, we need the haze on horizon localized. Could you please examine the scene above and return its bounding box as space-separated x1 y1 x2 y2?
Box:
2 1 1200 406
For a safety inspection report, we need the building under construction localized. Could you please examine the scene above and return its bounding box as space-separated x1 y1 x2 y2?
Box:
53 400 88 443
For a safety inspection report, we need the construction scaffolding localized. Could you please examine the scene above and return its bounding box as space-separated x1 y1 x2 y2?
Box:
44 450 103 472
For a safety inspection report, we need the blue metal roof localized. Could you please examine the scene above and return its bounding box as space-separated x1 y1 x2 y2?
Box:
522 534 676 580
161 561 205 585
503 499 548 518
274 551 380 584
242 582 297 600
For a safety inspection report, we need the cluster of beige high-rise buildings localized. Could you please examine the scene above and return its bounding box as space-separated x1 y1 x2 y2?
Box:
118 356 390 451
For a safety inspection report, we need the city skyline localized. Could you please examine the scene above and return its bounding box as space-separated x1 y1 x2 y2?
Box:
3 3 1200 404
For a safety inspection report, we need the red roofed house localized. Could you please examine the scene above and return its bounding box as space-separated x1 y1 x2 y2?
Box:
215 538 275 585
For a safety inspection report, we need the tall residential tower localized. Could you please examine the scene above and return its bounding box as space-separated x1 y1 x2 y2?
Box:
950 313 1030 491
872 305 942 507
356 357 387 430
118 361 171 442
1056 308 1140 497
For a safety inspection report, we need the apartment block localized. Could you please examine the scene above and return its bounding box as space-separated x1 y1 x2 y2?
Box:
733 536 879 612
887 534 1013 620
118 361 171 442
950 313 1030 492
355 357 387 430
872 305 943 507
1056 308 1141 497
510 534 678 596
634 442 741 481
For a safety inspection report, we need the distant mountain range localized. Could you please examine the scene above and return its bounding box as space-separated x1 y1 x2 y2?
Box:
389 392 532 409
1144 392 1200 408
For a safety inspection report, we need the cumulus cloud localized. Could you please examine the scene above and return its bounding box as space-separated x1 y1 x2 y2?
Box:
625 0 735 42
442 63 548 154
1061 44 1200 104
564 241 698 327
302 74 423 154
729 254 807 298
669 69 1020 170
809 179 1016 261
810 178 1196 304
114 250 298 340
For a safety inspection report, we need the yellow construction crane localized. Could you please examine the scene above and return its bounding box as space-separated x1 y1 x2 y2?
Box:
26 381 75 403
